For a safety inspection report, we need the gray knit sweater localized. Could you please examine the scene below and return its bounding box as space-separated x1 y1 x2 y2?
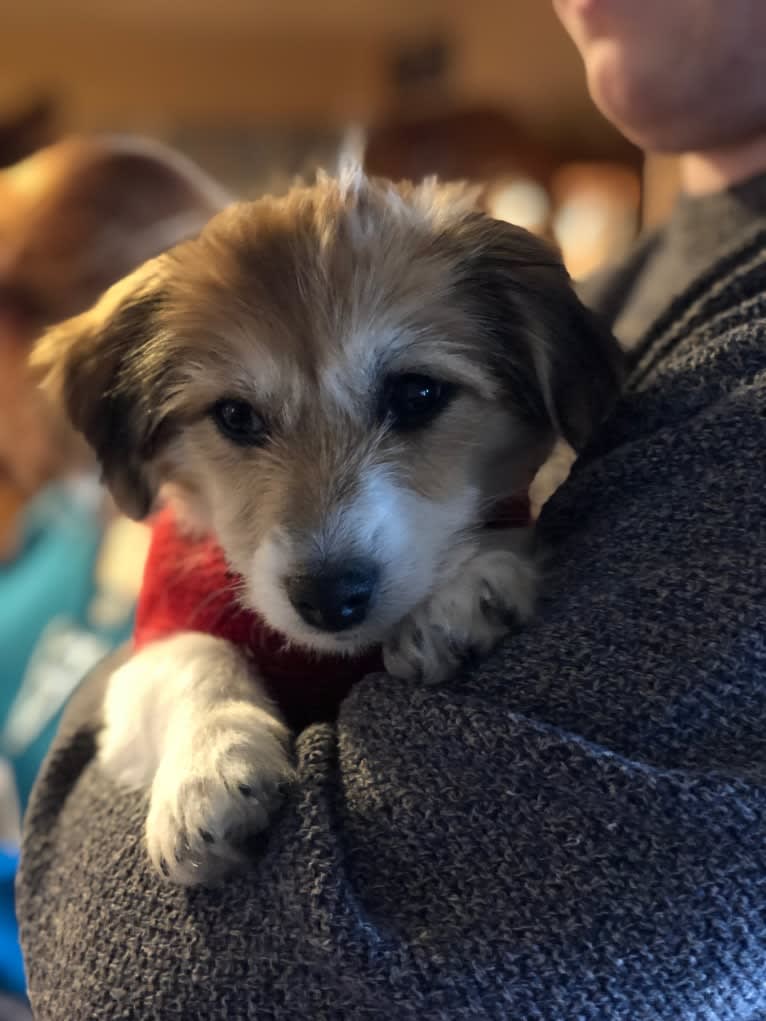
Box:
17 178 766 1021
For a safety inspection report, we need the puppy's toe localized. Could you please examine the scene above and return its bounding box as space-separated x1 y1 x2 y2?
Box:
146 717 294 885
384 549 537 686
383 616 460 685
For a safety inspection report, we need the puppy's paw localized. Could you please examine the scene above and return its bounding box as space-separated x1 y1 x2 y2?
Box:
383 549 537 685
146 707 293 885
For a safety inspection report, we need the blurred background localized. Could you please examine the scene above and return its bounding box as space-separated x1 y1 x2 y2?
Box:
1 0 682 275
0 3 681 1014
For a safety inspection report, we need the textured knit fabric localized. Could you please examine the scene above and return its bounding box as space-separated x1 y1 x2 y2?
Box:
583 168 766 348
17 186 766 1019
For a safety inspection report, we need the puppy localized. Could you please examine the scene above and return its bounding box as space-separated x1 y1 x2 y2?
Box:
33 168 623 884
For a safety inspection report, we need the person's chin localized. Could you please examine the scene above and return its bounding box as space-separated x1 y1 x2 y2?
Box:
554 0 624 42
583 41 672 148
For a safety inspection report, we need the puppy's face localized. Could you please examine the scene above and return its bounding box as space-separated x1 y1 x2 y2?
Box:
33 171 623 653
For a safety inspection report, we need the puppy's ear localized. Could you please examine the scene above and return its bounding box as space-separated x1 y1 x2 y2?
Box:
455 214 624 451
30 261 169 519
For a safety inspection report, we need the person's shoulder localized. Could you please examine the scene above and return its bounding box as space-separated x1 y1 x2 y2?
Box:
576 227 665 328
628 222 766 391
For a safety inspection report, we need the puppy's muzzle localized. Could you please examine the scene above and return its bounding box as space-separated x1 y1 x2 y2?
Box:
286 559 379 633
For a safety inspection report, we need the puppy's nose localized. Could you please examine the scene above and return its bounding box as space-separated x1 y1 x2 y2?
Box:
286 561 379 632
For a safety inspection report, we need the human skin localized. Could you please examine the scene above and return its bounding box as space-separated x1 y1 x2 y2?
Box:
553 0 766 193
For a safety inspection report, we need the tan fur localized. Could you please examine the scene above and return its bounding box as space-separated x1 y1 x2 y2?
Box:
33 169 622 655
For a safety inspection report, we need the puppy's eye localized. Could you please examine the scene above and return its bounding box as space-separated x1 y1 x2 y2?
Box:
210 398 266 446
384 374 455 431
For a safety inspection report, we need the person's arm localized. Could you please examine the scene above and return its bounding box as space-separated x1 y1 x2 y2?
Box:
18 263 766 1019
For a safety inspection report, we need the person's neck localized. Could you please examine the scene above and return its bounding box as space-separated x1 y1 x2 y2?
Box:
680 134 766 196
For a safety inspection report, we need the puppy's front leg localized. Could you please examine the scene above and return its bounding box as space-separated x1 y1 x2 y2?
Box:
100 632 293 885
383 529 538 685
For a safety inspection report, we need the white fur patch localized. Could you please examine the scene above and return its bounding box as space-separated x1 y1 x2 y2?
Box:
100 632 293 885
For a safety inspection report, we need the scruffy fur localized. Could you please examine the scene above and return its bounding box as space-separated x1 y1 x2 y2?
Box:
33 168 623 884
